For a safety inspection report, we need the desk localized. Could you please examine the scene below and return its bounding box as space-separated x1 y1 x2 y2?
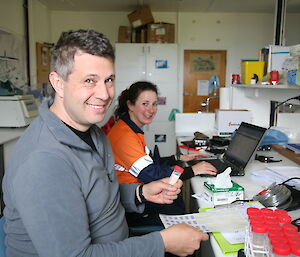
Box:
177 136 300 257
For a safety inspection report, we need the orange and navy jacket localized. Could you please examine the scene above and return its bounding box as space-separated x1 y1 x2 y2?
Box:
108 115 194 184
107 115 170 184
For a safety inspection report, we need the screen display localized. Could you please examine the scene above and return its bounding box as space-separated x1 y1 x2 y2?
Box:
226 132 260 165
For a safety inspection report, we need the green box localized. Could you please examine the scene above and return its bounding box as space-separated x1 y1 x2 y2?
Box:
203 181 244 206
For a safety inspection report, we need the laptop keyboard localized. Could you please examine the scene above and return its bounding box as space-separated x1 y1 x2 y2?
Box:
188 158 244 176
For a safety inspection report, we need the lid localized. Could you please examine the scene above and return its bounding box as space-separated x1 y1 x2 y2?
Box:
247 207 260 215
265 219 280 226
174 165 184 174
272 243 291 256
267 223 282 232
261 208 273 215
291 244 300 257
284 230 300 238
251 223 267 234
268 230 284 239
282 223 298 232
274 209 288 216
264 213 277 221
270 236 288 245
277 215 292 224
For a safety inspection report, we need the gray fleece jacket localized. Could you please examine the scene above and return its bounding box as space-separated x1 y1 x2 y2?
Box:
2 100 164 257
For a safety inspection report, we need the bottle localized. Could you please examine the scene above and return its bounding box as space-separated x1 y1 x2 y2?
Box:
168 165 184 185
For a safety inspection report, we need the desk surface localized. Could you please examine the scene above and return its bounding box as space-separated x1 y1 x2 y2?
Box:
177 136 300 257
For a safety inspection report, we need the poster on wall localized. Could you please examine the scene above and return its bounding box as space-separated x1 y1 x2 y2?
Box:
36 42 51 84
0 30 27 93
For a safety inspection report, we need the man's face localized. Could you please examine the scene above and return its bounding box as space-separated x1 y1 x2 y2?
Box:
54 52 115 131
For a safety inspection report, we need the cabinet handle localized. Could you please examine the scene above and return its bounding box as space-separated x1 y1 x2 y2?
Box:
147 46 150 54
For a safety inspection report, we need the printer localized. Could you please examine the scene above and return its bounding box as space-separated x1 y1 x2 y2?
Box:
0 95 38 127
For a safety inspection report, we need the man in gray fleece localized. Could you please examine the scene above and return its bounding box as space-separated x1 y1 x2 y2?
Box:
2 29 208 257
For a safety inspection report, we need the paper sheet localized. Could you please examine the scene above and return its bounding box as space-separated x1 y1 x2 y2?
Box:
159 208 247 233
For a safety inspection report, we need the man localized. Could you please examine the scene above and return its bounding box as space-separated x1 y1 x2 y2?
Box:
2 29 208 257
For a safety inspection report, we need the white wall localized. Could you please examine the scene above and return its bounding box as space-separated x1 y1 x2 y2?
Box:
0 0 25 35
28 0 51 89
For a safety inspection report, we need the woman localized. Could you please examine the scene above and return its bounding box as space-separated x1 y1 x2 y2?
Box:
108 81 217 226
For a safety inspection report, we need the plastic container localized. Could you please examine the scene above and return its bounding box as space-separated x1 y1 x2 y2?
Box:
251 223 268 249
272 242 291 257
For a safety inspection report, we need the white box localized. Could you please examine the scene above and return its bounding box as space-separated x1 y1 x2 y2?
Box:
203 181 244 206
215 109 251 136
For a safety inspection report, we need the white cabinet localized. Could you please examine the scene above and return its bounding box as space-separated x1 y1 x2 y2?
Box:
115 43 179 156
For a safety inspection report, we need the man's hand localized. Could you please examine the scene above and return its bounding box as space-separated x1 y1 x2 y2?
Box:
180 152 207 162
192 161 217 176
160 223 209 256
142 178 182 204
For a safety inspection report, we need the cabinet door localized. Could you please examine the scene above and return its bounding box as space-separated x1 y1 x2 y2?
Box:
115 43 147 96
145 44 178 84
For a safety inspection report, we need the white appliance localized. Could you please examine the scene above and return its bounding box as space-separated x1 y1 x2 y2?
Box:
115 43 179 156
0 95 38 127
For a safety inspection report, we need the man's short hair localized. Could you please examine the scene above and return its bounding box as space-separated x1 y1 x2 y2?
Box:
51 29 115 81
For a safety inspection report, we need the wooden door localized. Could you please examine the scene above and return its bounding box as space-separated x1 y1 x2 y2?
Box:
183 50 226 113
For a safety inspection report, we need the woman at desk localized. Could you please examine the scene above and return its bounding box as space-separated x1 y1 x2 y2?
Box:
108 81 217 226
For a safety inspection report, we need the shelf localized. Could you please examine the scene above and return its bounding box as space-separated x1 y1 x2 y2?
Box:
231 84 300 90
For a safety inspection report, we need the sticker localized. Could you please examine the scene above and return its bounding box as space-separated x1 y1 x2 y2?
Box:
157 96 166 105
155 60 168 69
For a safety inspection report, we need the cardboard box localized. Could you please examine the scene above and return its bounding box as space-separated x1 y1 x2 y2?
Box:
241 60 265 84
204 181 244 206
128 6 154 28
132 26 148 43
147 23 175 43
215 109 251 136
118 26 132 43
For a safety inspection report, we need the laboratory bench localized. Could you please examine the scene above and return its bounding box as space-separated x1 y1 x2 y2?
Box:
177 135 300 257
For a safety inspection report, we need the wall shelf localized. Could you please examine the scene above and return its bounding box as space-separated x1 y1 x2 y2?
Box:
231 84 300 90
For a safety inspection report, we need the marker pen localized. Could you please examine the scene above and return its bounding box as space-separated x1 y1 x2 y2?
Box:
169 165 184 185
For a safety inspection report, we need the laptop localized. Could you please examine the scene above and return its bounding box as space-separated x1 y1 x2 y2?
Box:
188 122 267 176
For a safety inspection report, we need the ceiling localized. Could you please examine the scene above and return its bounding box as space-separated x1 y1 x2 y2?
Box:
38 0 300 13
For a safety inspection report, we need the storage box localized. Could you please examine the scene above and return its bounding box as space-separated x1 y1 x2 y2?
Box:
204 181 244 206
215 109 251 136
128 6 154 28
132 26 148 43
118 26 132 43
147 23 175 43
241 60 265 84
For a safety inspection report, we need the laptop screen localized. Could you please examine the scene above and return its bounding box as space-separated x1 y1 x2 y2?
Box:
224 122 266 169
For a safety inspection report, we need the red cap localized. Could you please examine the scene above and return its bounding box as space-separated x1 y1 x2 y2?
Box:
291 244 300 257
174 165 184 173
261 208 274 215
277 215 292 224
272 243 291 256
274 209 288 216
247 207 261 215
282 223 298 232
251 223 267 234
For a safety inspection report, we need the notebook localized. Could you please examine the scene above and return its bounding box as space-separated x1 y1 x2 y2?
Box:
188 122 267 176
